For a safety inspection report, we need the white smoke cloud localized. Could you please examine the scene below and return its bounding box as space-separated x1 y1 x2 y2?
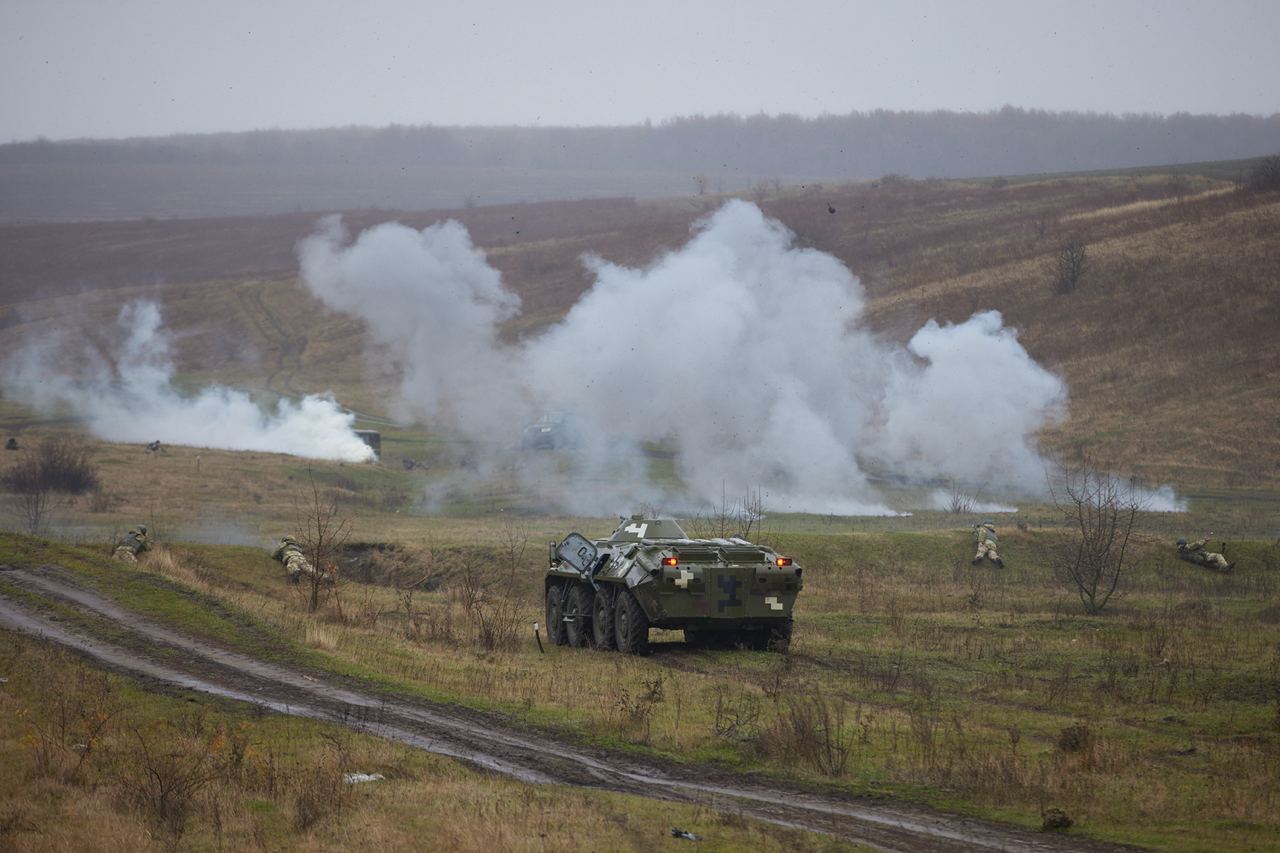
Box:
298 200 1070 513
1135 484 1187 513
298 215 525 430
871 310 1067 489
2 300 373 462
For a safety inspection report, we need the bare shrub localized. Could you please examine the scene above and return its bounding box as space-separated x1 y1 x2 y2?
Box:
712 688 761 741
1052 240 1089 294
613 676 666 743
760 694 854 777
124 720 219 838
20 664 120 785
292 747 350 832
458 525 528 651
1049 462 1140 614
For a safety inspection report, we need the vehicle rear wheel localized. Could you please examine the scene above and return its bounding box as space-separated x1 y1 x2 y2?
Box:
614 590 650 656
591 588 615 650
565 584 593 648
767 619 793 653
545 585 567 646
740 628 769 651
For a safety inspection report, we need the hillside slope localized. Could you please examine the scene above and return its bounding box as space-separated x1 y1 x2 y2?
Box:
1 174 1276 490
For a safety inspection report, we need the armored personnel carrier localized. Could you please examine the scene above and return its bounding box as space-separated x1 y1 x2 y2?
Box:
544 515 802 655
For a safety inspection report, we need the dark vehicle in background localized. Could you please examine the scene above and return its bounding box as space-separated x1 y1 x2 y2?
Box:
544 515 802 655
521 411 581 450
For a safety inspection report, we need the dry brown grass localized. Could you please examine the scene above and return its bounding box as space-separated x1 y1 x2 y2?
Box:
0 636 845 851
1061 186 1234 222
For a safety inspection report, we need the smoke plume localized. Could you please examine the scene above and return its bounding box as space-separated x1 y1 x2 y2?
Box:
2 301 373 462
299 200 1070 513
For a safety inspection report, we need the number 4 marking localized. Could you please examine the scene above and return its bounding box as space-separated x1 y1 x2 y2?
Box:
624 523 648 537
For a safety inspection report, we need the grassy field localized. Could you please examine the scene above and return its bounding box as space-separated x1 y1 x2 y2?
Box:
2 167 1279 848
2 498 1279 850
0 633 850 852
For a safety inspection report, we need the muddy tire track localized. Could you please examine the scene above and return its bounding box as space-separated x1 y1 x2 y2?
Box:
0 565 1134 852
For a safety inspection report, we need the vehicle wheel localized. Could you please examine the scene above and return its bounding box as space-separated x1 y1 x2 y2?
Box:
545 585 567 646
613 590 650 656
766 619 793 654
565 584 593 648
591 588 616 650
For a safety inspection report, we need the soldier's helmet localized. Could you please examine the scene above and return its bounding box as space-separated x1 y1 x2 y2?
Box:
137 524 147 534
982 520 995 528
281 535 297 545
1176 538 1187 546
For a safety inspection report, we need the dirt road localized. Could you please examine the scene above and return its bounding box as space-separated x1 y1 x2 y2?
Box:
0 564 1135 852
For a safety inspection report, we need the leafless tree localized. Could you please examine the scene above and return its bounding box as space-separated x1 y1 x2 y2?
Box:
944 479 975 515
295 471 351 614
14 484 52 532
687 485 767 541
1053 240 1089 294
1049 463 1141 614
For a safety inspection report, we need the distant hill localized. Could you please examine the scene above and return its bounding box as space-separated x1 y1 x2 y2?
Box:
2 108 1278 221
1 168 1277 492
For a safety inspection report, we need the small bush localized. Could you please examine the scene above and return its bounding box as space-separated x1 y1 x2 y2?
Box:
1056 722 1093 753
124 720 219 838
2 436 100 495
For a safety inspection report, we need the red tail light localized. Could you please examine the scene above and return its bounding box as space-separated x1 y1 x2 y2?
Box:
662 556 679 567
775 556 793 567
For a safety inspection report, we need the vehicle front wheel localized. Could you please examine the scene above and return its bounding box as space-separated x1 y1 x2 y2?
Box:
545 585 567 646
614 590 650 656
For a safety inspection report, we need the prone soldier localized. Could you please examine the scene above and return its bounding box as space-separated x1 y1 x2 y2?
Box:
271 535 331 585
1176 535 1233 573
112 524 150 563
972 520 1004 567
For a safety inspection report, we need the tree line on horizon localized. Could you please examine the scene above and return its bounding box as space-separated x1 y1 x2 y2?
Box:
2 107 1278 220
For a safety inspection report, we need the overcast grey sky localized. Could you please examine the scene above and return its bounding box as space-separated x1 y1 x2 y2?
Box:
3 0 1278 142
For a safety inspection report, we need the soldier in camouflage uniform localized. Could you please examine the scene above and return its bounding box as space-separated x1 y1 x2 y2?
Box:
271 535 330 585
972 520 1004 567
1176 536 1233 573
112 525 150 563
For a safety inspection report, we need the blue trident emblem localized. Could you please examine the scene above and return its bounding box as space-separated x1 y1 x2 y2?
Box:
717 575 742 613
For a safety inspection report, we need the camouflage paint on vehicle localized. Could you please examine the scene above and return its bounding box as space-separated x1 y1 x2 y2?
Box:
544 515 802 655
